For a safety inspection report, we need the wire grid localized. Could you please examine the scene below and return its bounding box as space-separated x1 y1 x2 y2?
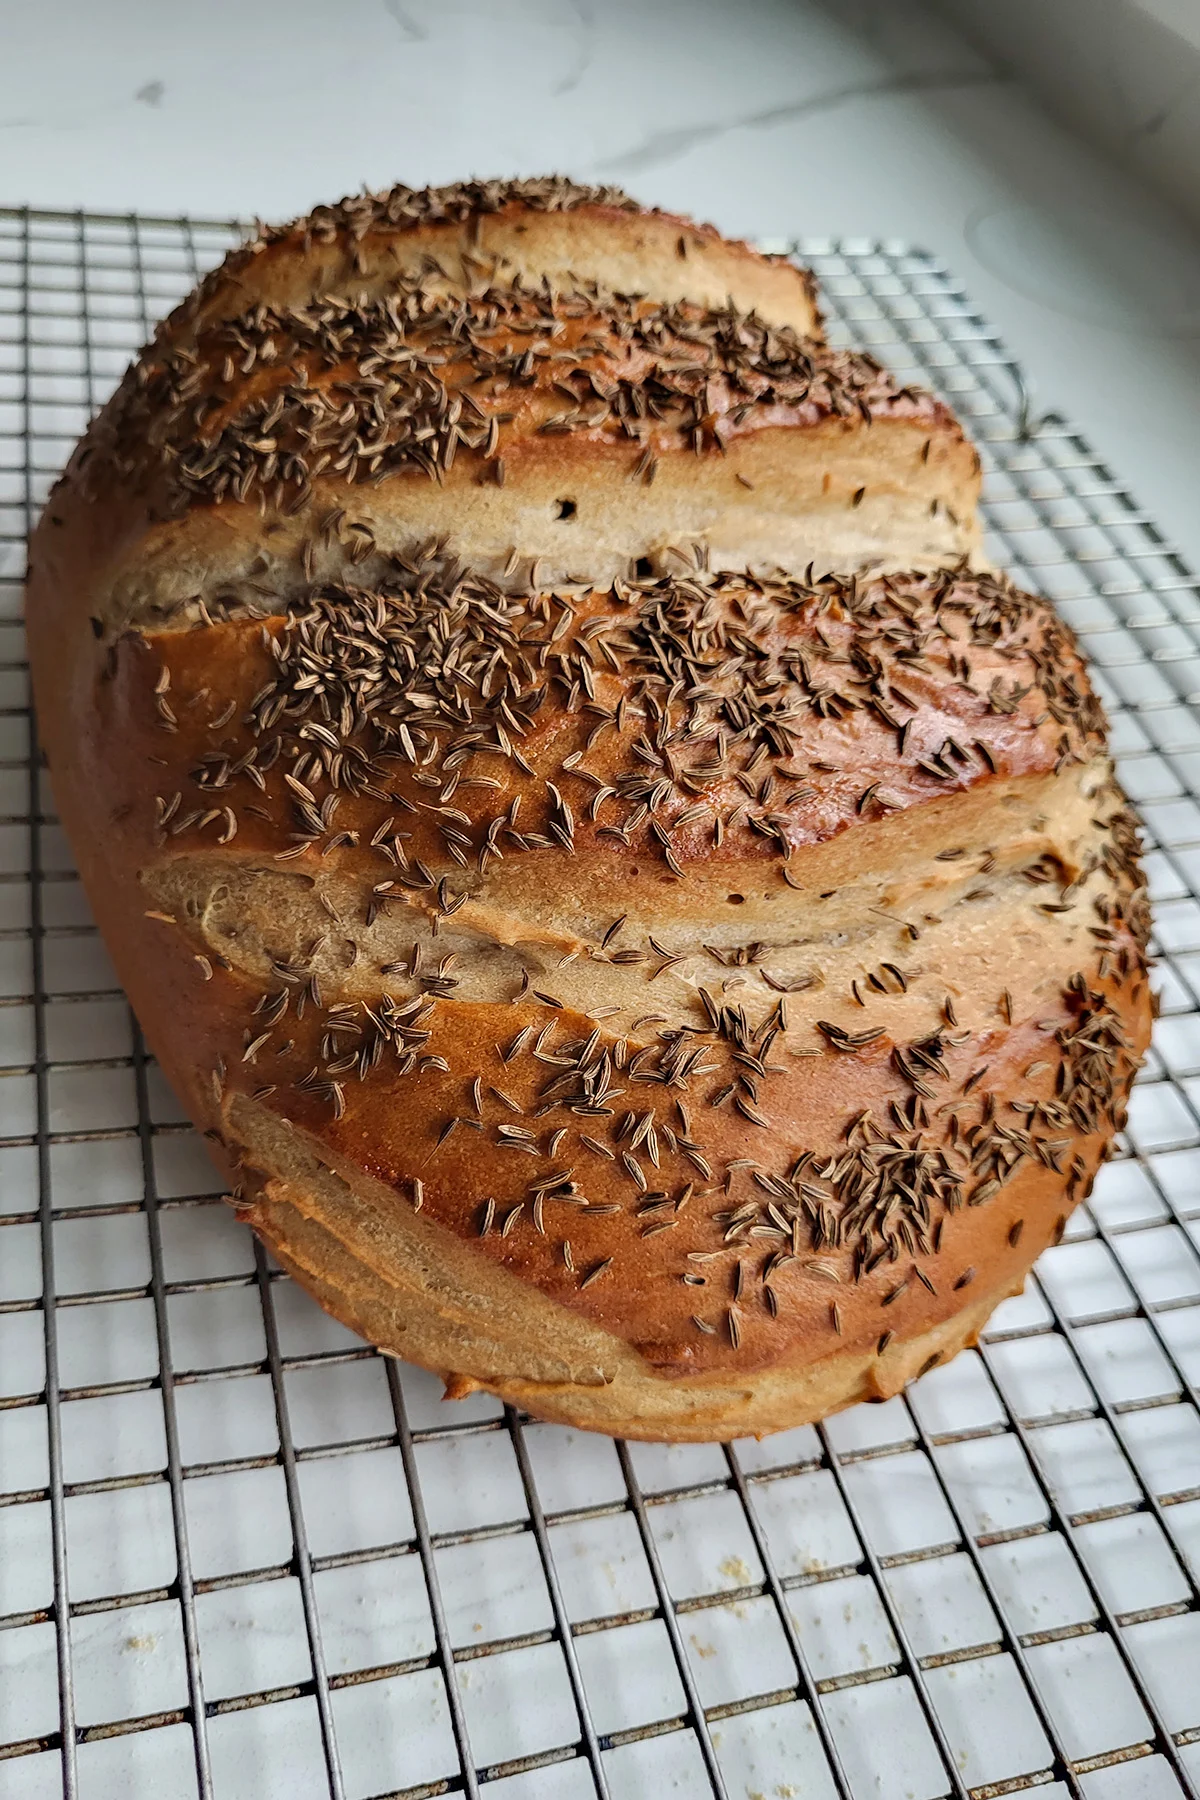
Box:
0 209 1198 1800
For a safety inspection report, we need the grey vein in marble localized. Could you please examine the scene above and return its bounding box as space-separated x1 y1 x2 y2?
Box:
594 66 1006 176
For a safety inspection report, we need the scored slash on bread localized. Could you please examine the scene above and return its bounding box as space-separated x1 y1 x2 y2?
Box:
183 176 825 340
26 179 1150 1439
68 252 977 633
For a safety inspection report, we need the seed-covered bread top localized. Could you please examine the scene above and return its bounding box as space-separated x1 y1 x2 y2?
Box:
174 176 824 340
25 180 1149 1438
53 227 976 636
31 549 1150 1402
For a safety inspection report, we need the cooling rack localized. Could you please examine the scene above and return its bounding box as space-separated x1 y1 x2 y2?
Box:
0 207 1198 1800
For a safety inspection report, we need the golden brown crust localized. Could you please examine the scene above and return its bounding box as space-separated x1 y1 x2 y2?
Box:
115 291 913 518
233 965 1141 1382
26 184 1151 1440
176 178 823 341
245 1156 1059 1441
29 556 1151 1419
37 268 976 645
92 561 1110 890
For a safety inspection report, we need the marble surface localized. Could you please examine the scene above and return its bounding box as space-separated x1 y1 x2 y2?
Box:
5 0 1200 569
933 0 1200 239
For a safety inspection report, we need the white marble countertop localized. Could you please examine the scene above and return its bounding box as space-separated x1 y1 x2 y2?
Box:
6 0 1200 569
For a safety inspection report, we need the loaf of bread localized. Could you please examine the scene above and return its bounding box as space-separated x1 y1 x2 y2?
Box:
27 179 1150 1439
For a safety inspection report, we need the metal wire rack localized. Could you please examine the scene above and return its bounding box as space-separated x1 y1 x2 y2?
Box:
0 207 1198 1800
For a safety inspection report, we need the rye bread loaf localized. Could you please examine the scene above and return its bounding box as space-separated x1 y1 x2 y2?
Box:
26 179 1149 1438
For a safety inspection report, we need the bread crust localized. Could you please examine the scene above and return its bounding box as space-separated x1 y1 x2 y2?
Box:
36 237 974 640
171 178 823 340
26 185 1150 1440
